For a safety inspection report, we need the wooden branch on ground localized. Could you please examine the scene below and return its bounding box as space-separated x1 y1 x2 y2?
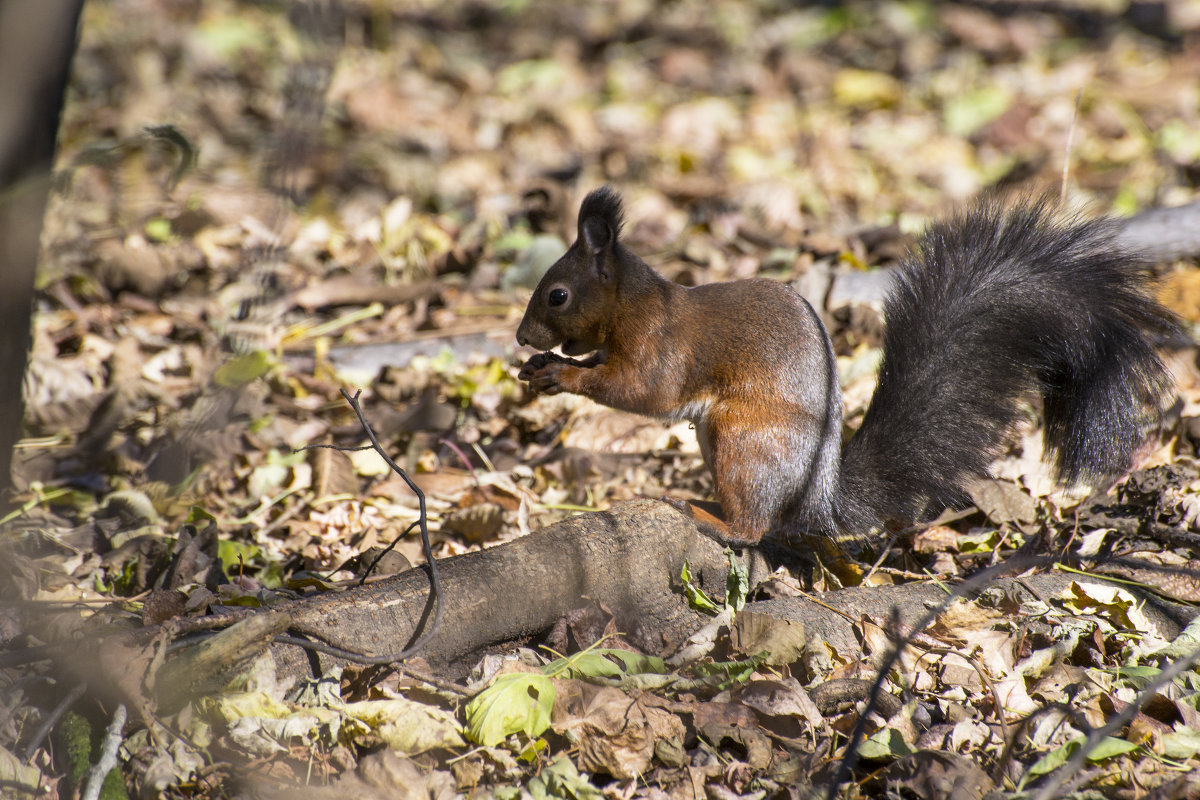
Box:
268 498 736 676
41 498 1193 714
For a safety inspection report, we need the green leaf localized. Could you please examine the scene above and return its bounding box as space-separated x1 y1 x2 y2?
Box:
1084 736 1140 761
944 85 1012 137
545 649 667 680
681 561 720 614
1027 736 1138 777
214 351 274 389
517 736 548 764
111 558 139 596
1162 728 1200 760
218 539 263 574
528 755 602 800
186 506 217 524
1114 665 1162 688
1026 739 1072 777
216 585 262 607
464 673 555 747
286 571 336 591
957 529 1003 554
693 653 769 689
144 217 172 242
858 727 913 761
725 549 749 614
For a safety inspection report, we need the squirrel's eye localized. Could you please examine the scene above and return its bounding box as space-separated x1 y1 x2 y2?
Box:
548 288 569 307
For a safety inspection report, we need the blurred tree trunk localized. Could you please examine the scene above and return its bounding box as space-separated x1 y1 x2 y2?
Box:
0 1 84 497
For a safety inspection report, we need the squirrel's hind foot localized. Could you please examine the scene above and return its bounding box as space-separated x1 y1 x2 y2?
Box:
658 495 764 548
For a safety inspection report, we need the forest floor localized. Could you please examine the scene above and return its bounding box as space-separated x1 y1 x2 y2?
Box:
4 0 1200 798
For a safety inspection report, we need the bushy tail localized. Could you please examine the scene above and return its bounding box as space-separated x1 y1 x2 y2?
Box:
836 199 1179 535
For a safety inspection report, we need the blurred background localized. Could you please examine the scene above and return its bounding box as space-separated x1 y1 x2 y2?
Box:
12 0 1200 630
1 0 1199 796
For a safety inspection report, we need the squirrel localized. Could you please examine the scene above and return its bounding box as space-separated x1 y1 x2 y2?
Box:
516 186 1181 547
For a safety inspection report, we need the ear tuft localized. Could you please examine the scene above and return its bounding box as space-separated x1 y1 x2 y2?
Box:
577 186 624 254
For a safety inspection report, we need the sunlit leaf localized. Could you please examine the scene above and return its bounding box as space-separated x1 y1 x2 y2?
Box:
944 86 1011 137
144 217 172 242
546 649 667 680
528 755 602 800
833 69 902 108
858 727 913 760
465 673 555 747
725 549 749 614
214 351 273 389
681 561 720 614
342 698 465 754
1027 736 1139 778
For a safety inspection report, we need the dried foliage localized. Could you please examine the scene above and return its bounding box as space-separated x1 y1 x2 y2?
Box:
3 0 1200 798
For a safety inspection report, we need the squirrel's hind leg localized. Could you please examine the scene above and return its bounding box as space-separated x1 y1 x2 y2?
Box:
703 401 834 546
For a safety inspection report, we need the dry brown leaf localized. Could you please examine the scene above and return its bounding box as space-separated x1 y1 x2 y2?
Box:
555 685 685 780
729 609 807 666
691 701 774 770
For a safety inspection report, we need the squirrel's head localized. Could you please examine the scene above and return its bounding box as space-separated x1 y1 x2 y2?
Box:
516 186 625 355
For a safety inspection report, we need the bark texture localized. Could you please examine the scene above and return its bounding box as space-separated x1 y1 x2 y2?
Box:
270 498 738 675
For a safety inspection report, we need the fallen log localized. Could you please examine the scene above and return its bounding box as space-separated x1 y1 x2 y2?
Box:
41 498 1194 715
268 498 735 676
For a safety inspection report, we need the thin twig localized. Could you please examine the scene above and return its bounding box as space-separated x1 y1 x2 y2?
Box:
471 441 496 473
861 506 978 584
1060 87 1083 204
271 633 380 664
319 519 419 584
913 644 1010 746
22 681 87 762
338 388 443 657
1031 646 1200 800
286 388 443 663
396 663 472 696
994 701 1094 785
359 519 420 586
81 703 126 800
796 589 858 624
439 437 480 485
824 554 1049 800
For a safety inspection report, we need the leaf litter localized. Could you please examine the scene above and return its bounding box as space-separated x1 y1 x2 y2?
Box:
3 0 1200 798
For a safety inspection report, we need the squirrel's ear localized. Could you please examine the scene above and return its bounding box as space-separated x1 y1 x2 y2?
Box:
582 216 614 255
576 186 624 256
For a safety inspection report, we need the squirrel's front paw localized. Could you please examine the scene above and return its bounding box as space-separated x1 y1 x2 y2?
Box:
520 356 569 395
528 363 569 394
518 352 556 381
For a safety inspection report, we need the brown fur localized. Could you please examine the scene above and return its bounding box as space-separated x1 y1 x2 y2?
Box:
517 187 842 544
517 187 1179 549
